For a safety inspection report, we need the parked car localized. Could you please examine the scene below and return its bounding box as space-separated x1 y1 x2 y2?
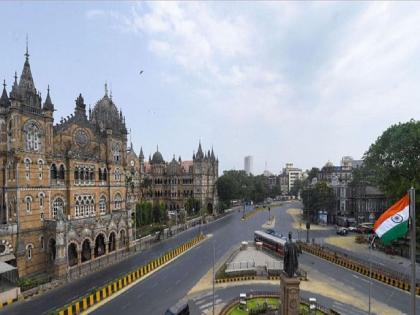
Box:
356 223 374 234
348 226 357 232
336 227 348 235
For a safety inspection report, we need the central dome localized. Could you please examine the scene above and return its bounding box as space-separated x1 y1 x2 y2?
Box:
90 88 127 135
152 150 165 164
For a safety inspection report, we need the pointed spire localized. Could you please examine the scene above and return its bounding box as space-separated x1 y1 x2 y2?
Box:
0 80 10 108
211 146 215 160
104 82 108 97
19 38 36 96
196 141 204 160
25 34 29 61
43 85 54 111
139 146 144 159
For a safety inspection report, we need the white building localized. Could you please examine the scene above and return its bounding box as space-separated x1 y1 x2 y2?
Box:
244 156 253 175
282 163 302 192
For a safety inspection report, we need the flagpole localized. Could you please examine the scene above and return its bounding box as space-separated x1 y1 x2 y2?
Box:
409 187 416 315
368 235 375 315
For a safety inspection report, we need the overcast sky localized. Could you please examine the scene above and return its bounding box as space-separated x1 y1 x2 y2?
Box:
1 2 420 174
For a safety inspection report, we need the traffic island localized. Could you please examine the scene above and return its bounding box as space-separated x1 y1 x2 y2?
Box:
53 234 207 315
219 292 331 315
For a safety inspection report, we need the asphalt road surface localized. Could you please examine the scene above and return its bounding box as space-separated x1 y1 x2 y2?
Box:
4 202 419 314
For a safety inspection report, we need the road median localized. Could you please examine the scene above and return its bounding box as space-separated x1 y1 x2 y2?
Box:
53 234 206 315
299 242 420 295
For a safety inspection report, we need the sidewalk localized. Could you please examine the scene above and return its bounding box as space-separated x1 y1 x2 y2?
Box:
323 235 420 280
287 208 331 231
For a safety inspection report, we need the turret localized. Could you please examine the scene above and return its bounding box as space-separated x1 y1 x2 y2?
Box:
42 85 54 111
74 93 86 118
0 80 10 108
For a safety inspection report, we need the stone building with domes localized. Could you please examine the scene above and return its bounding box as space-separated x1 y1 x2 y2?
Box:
0 48 133 278
138 143 219 213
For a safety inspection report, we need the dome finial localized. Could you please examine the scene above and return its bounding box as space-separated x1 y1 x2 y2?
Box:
104 82 108 97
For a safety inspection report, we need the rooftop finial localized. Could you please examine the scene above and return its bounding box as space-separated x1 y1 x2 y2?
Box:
157 144 159 152
47 84 50 94
14 71 17 83
104 82 108 96
2 79 5 89
110 83 112 100
25 34 29 60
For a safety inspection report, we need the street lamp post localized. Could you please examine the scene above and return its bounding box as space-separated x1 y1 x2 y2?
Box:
212 240 215 315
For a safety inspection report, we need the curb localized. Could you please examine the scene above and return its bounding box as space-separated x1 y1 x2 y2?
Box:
300 243 420 295
54 234 206 315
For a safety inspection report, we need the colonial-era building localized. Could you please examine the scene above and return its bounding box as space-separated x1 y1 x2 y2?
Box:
0 49 132 278
139 143 219 213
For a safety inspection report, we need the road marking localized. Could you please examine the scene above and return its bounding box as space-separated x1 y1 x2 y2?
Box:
352 274 370 283
83 236 208 314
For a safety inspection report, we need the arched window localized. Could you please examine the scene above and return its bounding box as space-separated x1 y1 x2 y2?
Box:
52 197 64 218
75 199 81 218
58 164 65 180
113 143 121 163
75 195 95 218
24 158 30 180
99 196 106 215
50 164 57 180
74 166 79 182
103 168 107 181
114 193 122 210
98 168 102 181
38 160 43 179
40 236 44 251
39 192 45 208
25 196 32 213
26 244 33 260
25 122 41 152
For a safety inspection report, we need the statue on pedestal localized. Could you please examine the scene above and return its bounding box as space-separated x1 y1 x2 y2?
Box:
283 232 299 278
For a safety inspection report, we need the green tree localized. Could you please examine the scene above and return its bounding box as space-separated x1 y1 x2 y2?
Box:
290 179 303 197
185 197 200 216
302 182 335 222
363 120 420 200
136 201 153 226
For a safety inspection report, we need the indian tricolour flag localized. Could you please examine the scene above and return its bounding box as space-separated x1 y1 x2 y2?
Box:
374 194 410 245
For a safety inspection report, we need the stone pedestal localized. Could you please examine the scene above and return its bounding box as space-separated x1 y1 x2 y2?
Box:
280 271 300 315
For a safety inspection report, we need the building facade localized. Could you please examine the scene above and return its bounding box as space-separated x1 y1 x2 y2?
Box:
139 143 219 213
244 156 253 175
0 50 132 278
279 163 302 193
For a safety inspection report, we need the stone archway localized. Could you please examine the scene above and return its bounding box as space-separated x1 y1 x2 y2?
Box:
68 243 78 266
108 232 116 253
94 234 106 258
81 239 91 262
49 238 56 262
